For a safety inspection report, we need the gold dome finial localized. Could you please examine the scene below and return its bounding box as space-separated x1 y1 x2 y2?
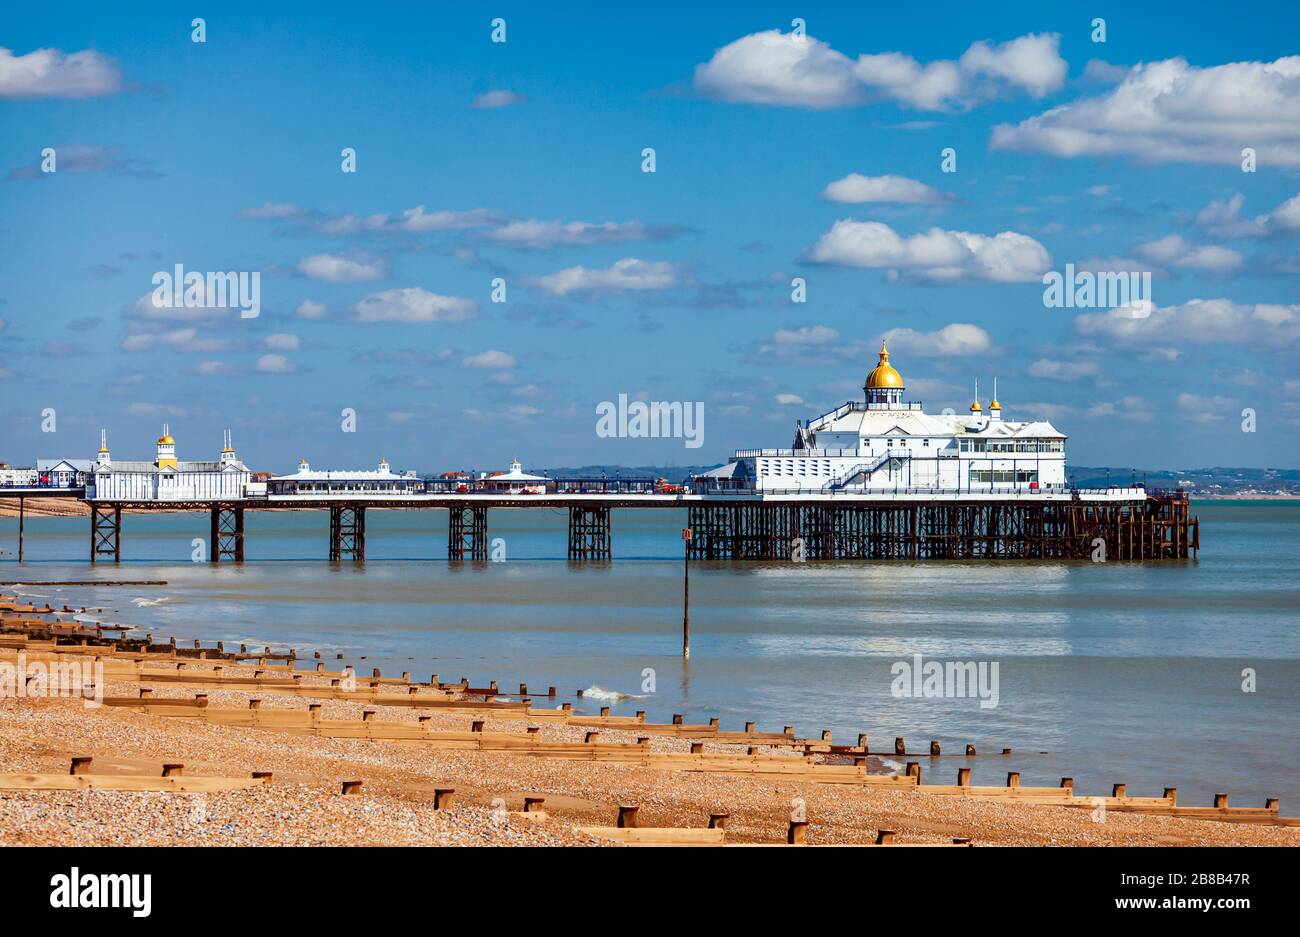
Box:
864 339 904 391
970 379 982 413
989 378 1001 411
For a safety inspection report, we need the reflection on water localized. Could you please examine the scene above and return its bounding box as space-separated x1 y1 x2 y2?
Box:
1 501 1298 808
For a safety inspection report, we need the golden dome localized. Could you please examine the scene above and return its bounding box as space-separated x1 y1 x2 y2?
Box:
157 434 175 445
989 399 1001 410
969 400 982 412
864 340 904 389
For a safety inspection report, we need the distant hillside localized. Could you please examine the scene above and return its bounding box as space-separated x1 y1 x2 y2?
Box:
1068 466 1300 495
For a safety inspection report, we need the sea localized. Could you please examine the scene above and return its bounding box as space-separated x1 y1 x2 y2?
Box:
3 501 1297 810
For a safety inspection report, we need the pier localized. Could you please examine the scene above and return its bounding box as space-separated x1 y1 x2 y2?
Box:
2 487 1197 564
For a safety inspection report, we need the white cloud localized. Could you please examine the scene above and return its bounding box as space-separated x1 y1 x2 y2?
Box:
295 300 327 320
881 324 992 356
471 89 525 109
194 360 232 375
463 350 517 369
121 328 231 353
487 220 657 249
808 220 1050 282
265 333 300 351
536 258 677 295
822 173 949 205
1177 392 1235 422
1195 192 1300 238
508 404 542 417
298 254 386 283
775 393 805 405
1133 235 1242 274
1075 298 1300 346
0 46 121 98
693 30 1065 111
991 56 1300 167
397 206 497 232
127 402 188 417
773 325 839 345
255 353 293 374
352 287 477 323
238 202 306 220
1028 358 1099 379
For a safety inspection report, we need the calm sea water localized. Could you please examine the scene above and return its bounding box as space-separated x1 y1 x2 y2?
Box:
3 502 1298 810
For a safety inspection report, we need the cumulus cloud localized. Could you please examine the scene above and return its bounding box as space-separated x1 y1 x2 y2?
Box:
0 46 122 98
486 219 677 249
536 258 678 296
821 174 950 204
1028 358 1100 379
881 324 992 356
352 287 477 323
773 325 839 345
1194 192 1300 238
1075 297 1300 346
9 144 156 179
693 30 1065 110
298 254 386 283
238 202 307 220
463 350 517 369
471 89 525 108
265 333 300 351
121 328 232 353
775 393 806 405
807 221 1050 283
295 300 327 320
991 56 1300 167
255 353 293 374
1133 235 1242 274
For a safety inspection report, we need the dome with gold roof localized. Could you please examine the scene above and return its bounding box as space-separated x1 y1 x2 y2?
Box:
864 340 904 389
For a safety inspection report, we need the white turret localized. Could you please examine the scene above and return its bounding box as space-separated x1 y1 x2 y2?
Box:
97 429 111 466
378 456 391 474
220 429 239 465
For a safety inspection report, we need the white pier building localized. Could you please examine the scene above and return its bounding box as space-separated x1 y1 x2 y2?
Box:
697 341 1075 496
86 427 251 501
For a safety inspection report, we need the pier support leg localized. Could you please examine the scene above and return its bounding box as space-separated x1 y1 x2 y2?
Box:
567 505 611 560
329 506 365 562
90 504 121 564
17 496 23 563
448 505 488 560
210 505 245 563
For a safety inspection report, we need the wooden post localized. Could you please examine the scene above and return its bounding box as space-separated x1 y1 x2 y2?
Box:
471 720 484 733
895 737 906 755
875 830 896 845
906 762 922 784
69 757 93 776
617 805 639 828
252 771 273 781
965 744 977 756
709 717 719 728
1112 783 1127 799
519 683 528 695
248 698 261 710
930 740 941 756
583 731 600 744
1006 771 1020 788
957 767 971 787
600 706 610 717
340 780 362 795
161 764 184 777
1163 787 1177 805
681 527 692 659
1213 793 1228 808
433 788 455 809
16 496 23 563
744 721 756 733
362 710 376 722
1060 777 1074 793
690 742 703 754
708 813 729 829
1265 798 1279 812
523 796 545 813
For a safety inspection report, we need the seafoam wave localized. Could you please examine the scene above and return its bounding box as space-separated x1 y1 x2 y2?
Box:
131 596 172 608
581 684 643 702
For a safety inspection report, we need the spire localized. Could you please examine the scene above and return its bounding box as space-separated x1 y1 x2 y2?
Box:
970 379 982 413
99 429 108 453
990 378 1001 412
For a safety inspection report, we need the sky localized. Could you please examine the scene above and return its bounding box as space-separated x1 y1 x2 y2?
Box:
2 1 1299 474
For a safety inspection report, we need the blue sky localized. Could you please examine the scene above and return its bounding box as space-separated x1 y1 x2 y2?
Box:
2 1 1299 473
